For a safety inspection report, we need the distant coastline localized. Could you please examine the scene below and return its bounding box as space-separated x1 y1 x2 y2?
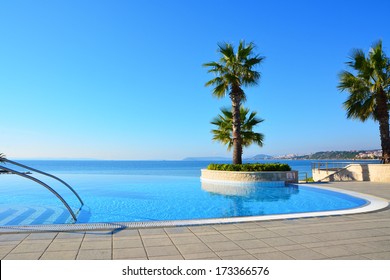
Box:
186 149 382 161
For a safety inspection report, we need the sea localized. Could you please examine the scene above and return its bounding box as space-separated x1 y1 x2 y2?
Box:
3 159 380 178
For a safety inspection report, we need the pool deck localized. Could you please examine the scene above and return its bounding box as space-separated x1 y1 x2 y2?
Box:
1 181 390 260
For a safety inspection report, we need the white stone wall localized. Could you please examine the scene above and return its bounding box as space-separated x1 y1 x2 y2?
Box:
313 164 390 182
201 169 299 184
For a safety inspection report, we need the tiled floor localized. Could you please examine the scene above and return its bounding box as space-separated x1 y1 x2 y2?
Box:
1 182 390 260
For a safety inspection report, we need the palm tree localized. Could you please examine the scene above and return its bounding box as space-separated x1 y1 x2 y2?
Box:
338 40 390 163
204 41 264 164
211 107 264 154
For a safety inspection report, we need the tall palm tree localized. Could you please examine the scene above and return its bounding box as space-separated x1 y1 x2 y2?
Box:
338 40 390 163
211 106 264 153
204 41 264 164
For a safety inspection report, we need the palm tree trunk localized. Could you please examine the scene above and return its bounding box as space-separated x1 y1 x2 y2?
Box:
376 90 390 164
230 88 243 164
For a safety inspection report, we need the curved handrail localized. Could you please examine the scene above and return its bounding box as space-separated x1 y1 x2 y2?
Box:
0 165 78 221
2 159 83 206
316 164 353 182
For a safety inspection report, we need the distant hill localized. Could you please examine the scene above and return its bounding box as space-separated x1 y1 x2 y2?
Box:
285 150 381 160
184 150 381 161
297 151 358 160
245 154 274 160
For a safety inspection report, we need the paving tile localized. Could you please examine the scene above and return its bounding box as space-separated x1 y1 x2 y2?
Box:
215 249 249 257
176 243 212 254
247 230 278 239
269 228 302 237
77 249 111 260
206 241 242 252
164 227 192 235
183 252 221 260
262 237 297 247
363 240 390 252
311 246 355 258
113 229 140 238
298 226 328 234
341 243 383 254
139 228 166 236
254 251 293 260
0 234 28 242
362 251 390 260
83 234 112 242
19 239 53 246
149 255 184 260
55 232 85 241
11 243 50 254
353 235 390 243
283 248 328 260
189 226 219 234
198 234 229 243
311 232 349 242
246 247 278 255
235 222 264 230
113 248 147 259
25 232 58 240
80 240 111 250
275 244 307 251
222 254 257 260
213 224 239 231
285 235 322 244
46 241 81 251
0 244 19 253
224 232 256 241
332 255 370 260
40 250 78 260
142 237 173 247
113 238 143 249
145 246 181 257
3 252 43 260
0 240 21 247
234 239 269 250
171 236 202 245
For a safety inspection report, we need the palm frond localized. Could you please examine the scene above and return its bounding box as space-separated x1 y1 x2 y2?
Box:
339 41 390 123
204 41 264 104
210 106 265 151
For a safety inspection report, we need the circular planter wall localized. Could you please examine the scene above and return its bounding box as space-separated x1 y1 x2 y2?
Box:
201 169 298 185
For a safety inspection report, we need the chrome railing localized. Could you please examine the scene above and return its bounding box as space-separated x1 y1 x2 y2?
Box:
311 162 354 172
0 159 83 222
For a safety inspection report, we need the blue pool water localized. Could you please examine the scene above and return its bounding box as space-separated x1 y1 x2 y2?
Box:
0 160 368 226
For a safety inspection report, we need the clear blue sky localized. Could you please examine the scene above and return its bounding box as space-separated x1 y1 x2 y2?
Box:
1 0 389 160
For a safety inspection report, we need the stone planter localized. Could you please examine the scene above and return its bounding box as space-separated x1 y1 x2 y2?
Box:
201 169 298 185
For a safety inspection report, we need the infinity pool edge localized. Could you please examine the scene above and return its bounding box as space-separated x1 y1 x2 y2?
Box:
0 183 388 233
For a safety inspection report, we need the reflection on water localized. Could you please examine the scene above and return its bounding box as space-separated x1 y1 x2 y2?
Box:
201 181 300 217
201 181 299 201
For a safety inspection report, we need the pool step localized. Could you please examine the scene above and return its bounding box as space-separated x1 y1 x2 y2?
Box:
0 206 71 226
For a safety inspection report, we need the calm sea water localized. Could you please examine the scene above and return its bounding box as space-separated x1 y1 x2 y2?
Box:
5 159 378 177
0 159 372 225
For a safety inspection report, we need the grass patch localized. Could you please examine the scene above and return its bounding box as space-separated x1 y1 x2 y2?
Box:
207 163 291 172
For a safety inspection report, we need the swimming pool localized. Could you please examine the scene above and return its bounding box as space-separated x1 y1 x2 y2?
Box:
0 172 370 226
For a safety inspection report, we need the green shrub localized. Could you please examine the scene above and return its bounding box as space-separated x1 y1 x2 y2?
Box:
207 163 291 172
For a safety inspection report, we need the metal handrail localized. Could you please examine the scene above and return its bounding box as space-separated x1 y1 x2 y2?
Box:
315 164 353 182
311 162 354 172
2 159 83 206
0 165 78 221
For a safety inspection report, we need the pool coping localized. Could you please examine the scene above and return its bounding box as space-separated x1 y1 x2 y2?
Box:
0 183 388 233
